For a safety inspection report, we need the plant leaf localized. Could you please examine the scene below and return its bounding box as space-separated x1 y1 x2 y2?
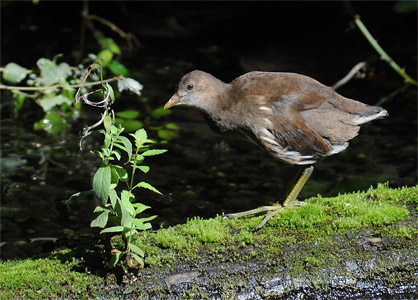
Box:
116 110 140 120
130 253 144 268
130 154 144 165
99 36 121 55
38 95 72 112
130 128 149 149
123 227 137 238
142 149 167 156
112 165 128 182
108 251 123 268
128 243 145 257
158 129 179 140
138 215 157 223
109 189 119 209
110 165 120 186
121 190 135 216
93 165 112 204
150 107 171 119
131 218 152 230
96 49 113 68
91 207 109 228
108 60 129 76
114 198 131 225
106 83 115 103
165 122 180 130
37 58 72 85
132 202 151 214
2 62 30 84
33 111 70 134
67 189 94 204
117 78 143 96
114 119 143 133
112 150 121 160
100 225 124 234
13 93 26 117
103 115 112 133
134 181 162 195
114 136 132 163
137 165 150 173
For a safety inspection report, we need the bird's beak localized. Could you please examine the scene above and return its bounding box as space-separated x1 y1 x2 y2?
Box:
164 94 180 109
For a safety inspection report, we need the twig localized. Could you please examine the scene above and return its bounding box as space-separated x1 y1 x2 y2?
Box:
6 89 39 98
76 63 116 149
0 83 61 91
0 75 123 92
332 62 366 90
75 63 99 104
88 14 128 40
83 13 140 53
88 14 141 49
80 84 112 108
84 110 108 133
354 15 417 86
375 84 410 106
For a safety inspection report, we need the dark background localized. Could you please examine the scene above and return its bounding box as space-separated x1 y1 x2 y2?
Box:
1 1 417 256
2 1 417 96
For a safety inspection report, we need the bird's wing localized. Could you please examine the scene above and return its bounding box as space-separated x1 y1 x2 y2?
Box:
233 72 334 111
273 73 335 111
245 95 332 165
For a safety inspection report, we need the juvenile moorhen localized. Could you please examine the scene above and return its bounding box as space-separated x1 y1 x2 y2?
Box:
164 70 388 229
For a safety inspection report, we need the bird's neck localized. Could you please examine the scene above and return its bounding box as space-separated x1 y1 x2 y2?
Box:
198 80 231 116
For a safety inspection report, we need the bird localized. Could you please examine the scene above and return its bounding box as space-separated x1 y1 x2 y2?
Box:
164 70 388 229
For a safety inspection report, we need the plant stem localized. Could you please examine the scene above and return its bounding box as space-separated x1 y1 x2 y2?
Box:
332 61 366 90
354 15 417 85
129 149 140 192
0 75 123 92
87 14 128 40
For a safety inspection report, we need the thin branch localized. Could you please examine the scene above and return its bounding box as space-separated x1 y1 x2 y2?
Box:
0 75 123 92
79 110 108 150
88 14 128 40
375 84 410 106
6 89 39 98
80 84 112 108
354 15 417 86
332 62 367 90
85 110 108 132
75 63 99 104
83 13 140 52
0 83 61 91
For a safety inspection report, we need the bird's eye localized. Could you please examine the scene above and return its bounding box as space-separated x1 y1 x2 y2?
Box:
186 83 194 91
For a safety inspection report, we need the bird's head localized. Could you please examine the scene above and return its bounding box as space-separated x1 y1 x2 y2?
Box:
164 70 228 112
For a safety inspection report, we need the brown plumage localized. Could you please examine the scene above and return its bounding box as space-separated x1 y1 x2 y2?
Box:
164 70 388 165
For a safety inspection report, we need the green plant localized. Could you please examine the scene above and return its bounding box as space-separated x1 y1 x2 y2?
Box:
91 118 166 268
354 15 417 86
70 64 166 269
0 33 136 134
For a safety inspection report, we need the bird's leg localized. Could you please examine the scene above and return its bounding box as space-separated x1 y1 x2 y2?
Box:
224 166 314 230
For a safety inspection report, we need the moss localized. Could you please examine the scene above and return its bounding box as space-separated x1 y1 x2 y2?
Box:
134 184 418 276
1 184 416 298
0 250 103 299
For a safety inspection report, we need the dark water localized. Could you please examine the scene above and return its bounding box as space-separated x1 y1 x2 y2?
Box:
1 2 417 260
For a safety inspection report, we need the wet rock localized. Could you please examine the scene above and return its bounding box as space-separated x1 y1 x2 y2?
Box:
102 246 417 299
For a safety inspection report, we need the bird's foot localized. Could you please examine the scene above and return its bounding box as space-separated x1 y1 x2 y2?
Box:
224 201 304 230
224 166 314 230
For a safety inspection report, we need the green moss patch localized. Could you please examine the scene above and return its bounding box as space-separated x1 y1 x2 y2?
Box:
137 183 416 268
1 184 416 298
0 250 103 299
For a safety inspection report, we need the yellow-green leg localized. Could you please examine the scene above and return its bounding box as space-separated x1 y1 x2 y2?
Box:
224 166 314 229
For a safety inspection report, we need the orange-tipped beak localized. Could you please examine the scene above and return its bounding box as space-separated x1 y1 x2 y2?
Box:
164 94 180 109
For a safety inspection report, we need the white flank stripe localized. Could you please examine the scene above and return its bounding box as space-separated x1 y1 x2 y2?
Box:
355 110 388 125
